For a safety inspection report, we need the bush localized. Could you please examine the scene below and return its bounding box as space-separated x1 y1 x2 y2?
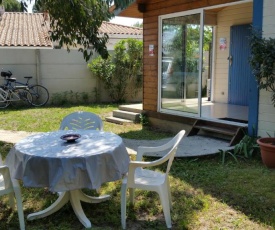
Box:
88 38 143 103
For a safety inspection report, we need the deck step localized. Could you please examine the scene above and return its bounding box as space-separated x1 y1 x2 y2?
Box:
118 104 143 113
113 110 140 123
193 125 236 136
188 120 247 146
105 117 134 125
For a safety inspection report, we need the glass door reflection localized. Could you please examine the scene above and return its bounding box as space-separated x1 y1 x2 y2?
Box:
160 13 202 115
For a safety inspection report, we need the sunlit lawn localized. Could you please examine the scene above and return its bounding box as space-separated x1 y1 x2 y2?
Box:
0 105 275 230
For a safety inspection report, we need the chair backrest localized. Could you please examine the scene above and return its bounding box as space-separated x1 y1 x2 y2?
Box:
136 130 185 174
59 111 103 131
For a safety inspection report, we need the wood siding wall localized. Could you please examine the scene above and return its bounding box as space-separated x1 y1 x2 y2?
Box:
142 0 245 112
258 0 275 137
213 2 252 103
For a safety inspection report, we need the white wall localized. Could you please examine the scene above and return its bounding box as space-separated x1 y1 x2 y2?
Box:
0 48 142 103
258 0 275 137
213 2 253 103
107 34 142 50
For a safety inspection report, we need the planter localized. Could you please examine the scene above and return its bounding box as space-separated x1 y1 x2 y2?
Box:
257 137 275 168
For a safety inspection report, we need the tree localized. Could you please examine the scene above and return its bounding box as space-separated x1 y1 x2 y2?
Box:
2 0 21 12
132 21 143 28
88 38 143 103
0 0 134 61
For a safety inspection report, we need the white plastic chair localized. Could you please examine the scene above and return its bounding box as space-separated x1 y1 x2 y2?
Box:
121 130 185 229
59 111 103 131
59 111 103 194
0 154 25 230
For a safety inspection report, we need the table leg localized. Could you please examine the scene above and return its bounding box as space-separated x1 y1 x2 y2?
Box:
77 189 111 203
70 190 91 228
69 190 111 228
27 191 69 220
27 189 111 228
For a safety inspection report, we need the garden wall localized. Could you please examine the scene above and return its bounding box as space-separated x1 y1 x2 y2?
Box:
0 49 142 104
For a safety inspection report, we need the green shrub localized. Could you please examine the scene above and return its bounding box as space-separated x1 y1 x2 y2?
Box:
50 90 95 106
88 38 143 103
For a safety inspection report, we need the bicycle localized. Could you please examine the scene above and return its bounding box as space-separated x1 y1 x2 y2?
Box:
0 77 33 108
1 70 49 107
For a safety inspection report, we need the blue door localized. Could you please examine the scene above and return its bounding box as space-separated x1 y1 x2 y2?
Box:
228 24 251 106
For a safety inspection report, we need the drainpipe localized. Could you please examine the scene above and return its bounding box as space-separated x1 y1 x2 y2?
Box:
35 49 40 85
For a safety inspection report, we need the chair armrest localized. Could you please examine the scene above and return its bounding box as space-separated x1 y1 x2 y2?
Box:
127 154 173 183
130 157 169 169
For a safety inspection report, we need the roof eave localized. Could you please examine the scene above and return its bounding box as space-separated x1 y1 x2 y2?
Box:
111 1 143 19
0 46 53 49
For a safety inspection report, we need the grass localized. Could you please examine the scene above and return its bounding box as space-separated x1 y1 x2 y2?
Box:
0 105 275 230
0 104 172 140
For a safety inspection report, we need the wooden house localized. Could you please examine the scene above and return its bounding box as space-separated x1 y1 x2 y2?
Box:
114 0 275 140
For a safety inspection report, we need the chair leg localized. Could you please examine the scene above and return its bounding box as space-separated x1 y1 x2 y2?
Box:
166 181 172 210
14 188 25 230
121 183 127 230
8 193 15 209
158 187 172 229
129 188 135 204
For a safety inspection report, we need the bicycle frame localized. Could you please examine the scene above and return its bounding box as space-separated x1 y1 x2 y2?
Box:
0 87 25 102
1 69 49 107
0 87 9 101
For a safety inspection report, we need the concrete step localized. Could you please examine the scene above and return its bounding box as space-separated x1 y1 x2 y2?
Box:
105 116 134 125
113 110 140 123
119 104 143 113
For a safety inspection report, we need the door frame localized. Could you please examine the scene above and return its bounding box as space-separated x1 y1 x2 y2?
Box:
158 8 204 117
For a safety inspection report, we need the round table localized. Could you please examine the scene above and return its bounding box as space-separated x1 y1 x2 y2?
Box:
6 130 130 228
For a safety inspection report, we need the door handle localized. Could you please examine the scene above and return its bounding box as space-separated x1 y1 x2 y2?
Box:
228 55 233 66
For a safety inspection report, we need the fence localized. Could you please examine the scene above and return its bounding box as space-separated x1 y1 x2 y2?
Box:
0 49 142 104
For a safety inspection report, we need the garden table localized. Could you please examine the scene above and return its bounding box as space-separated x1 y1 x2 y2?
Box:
5 130 130 228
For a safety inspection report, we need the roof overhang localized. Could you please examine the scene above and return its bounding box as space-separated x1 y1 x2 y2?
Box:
110 0 144 19
0 46 53 49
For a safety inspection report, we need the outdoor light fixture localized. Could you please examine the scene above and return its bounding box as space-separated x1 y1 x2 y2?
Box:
138 3 146 13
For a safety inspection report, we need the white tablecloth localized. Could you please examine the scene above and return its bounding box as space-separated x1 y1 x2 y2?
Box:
6 130 130 192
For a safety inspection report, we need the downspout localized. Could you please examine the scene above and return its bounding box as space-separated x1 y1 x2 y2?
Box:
35 49 40 85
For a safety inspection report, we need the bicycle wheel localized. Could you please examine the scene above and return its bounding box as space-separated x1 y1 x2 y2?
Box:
0 89 10 108
28 85 49 106
10 89 32 108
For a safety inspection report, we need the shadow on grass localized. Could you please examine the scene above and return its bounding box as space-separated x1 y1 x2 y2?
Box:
169 154 275 228
118 127 174 140
2 141 274 229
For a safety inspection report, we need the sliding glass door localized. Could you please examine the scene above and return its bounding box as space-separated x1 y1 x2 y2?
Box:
159 10 204 117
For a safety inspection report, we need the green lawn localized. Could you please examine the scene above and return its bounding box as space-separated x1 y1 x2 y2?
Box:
0 105 275 230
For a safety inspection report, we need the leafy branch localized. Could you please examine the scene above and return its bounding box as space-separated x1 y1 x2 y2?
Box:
0 0 134 61
249 29 275 105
